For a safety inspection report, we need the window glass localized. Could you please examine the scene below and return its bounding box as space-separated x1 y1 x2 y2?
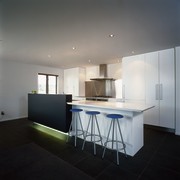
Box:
48 76 56 94
38 75 46 94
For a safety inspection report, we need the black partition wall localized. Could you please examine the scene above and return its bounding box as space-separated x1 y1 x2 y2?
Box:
28 94 72 132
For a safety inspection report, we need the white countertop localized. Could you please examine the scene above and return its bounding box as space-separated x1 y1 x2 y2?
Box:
67 100 154 112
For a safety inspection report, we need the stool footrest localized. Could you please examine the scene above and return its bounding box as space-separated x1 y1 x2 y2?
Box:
104 140 126 151
84 134 102 143
68 130 84 137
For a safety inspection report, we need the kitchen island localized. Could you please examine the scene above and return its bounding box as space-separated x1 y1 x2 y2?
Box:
67 100 154 156
28 94 72 133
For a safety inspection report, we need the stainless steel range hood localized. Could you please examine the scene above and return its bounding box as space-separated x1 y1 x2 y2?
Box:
90 64 115 81
86 64 115 98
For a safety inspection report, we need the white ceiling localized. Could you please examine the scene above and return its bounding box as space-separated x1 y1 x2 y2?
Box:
1 0 180 69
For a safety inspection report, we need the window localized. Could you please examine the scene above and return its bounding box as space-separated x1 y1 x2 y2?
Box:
38 73 58 94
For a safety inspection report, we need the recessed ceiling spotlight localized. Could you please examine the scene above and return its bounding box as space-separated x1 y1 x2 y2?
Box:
72 46 76 50
109 34 115 38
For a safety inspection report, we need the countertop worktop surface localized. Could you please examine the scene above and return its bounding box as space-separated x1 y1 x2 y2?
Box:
67 100 154 112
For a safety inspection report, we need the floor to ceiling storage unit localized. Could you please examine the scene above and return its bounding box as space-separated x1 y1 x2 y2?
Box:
122 48 175 129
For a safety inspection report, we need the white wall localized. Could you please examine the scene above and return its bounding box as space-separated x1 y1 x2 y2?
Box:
0 2 3 116
0 1 2 113
85 66 99 81
176 47 180 135
107 63 122 80
0 1 2 40
0 59 3 113
0 60 64 121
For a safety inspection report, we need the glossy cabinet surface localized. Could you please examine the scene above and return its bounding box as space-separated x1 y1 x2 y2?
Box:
144 49 175 129
122 48 175 129
122 54 145 102
144 51 159 126
175 47 180 135
64 67 85 97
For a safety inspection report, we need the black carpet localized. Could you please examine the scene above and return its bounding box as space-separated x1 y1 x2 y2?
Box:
1 118 180 179
0 143 93 180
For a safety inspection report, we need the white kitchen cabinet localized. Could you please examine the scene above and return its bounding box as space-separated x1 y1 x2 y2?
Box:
144 48 175 129
144 51 159 126
122 54 145 102
175 46 180 135
122 48 175 129
64 67 85 97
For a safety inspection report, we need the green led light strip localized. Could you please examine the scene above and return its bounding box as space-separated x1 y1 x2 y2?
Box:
33 122 68 140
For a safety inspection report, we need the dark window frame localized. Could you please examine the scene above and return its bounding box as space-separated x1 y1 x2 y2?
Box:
38 73 58 94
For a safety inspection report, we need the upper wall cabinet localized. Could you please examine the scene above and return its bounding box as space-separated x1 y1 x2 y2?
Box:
122 54 145 102
122 48 175 129
64 67 85 97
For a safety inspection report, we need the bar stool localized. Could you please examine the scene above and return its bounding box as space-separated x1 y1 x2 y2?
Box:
67 108 84 147
82 111 103 155
102 114 127 165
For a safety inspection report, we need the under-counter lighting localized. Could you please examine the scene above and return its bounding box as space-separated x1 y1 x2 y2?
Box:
33 122 67 140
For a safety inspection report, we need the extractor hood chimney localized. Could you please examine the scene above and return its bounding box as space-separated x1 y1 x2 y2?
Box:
90 64 115 81
99 64 107 78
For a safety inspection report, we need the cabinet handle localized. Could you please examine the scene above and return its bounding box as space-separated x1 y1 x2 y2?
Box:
122 85 125 101
159 84 163 100
155 84 159 100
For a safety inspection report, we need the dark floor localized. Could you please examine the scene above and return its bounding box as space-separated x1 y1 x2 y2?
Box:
0 118 180 180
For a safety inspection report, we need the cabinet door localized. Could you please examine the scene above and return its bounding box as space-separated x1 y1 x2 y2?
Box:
64 68 79 96
122 54 145 102
79 68 85 96
159 49 175 128
144 51 159 126
175 47 180 135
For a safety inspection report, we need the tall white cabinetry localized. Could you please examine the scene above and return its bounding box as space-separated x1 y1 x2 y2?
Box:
122 48 175 129
64 67 85 97
122 54 145 102
175 47 180 135
144 49 175 129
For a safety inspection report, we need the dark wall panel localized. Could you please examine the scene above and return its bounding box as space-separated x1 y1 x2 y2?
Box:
28 94 72 132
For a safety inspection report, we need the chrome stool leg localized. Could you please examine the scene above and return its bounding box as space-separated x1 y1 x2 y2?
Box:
82 111 102 155
82 115 91 150
117 119 127 157
102 114 127 165
67 109 84 147
102 120 113 158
